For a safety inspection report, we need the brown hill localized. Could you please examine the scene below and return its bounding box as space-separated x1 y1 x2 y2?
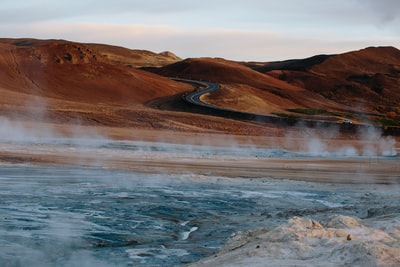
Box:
88 43 181 68
0 38 195 127
152 57 352 115
251 54 332 72
152 57 300 89
0 38 280 136
149 48 400 127
261 47 400 117
0 38 188 103
1 38 399 137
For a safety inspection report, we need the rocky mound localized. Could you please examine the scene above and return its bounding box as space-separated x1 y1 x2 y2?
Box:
189 215 400 266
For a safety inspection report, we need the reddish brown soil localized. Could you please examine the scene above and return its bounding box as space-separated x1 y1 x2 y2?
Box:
0 39 399 186
152 52 400 124
259 47 400 116
0 38 399 143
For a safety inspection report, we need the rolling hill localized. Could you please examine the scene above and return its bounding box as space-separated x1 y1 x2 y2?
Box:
151 47 400 126
0 38 399 135
256 47 400 117
0 38 201 129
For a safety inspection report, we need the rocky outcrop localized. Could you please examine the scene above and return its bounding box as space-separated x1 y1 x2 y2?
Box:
189 215 400 267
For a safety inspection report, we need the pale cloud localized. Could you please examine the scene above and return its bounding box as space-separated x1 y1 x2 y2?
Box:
0 0 201 23
2 0 399 30
4 22 398 61
357 0 400 25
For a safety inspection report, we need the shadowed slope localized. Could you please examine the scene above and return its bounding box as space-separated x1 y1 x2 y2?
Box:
264 47 400 114
251 54 332 72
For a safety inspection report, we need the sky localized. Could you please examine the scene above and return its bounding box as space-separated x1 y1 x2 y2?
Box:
0 0 399 61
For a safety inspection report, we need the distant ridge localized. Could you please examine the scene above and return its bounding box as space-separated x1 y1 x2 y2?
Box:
252 54 332 72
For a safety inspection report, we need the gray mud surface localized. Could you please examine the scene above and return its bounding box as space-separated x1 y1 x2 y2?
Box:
1 164 399 266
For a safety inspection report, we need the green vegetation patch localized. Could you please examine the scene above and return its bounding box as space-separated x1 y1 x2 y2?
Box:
272 112 301 119
287 108 328 115
372 118 400 127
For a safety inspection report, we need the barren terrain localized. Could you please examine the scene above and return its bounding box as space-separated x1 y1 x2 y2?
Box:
0 38 399 266
1 38 400 136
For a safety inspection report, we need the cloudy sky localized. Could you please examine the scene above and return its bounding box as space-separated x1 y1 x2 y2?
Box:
1 0 399 61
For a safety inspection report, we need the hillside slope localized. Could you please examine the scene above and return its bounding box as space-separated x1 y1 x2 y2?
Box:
0 38 189 104
261 47 400 116
88 43 181 68
152 57 353 115
0 38 200 129
1 39 399 133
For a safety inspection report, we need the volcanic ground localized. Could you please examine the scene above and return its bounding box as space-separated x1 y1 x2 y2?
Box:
0 38 399 266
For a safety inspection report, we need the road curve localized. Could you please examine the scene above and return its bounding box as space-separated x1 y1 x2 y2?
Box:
171 78 221 108
172 77 293 123
171 78 400 137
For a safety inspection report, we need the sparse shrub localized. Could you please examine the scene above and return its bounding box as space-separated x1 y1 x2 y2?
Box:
373 118 400 127
272 112 300 119
287 108 328 115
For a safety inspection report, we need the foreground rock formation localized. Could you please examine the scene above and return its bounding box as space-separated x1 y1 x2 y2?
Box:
189 215 400 266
